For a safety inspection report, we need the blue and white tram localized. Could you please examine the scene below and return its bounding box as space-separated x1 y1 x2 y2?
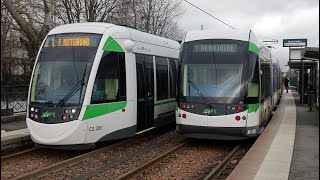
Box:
27 23 179 148
176 30 278 140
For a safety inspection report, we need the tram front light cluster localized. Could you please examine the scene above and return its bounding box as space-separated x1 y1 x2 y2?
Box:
30 107 39 119
180 104 195 109
64 109 76 114
63 108 77 120
227 105 247 112
30 107 38 112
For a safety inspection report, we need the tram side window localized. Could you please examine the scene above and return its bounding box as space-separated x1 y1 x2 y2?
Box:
247 61 259 98
261 59 271 99
169 58 178 98
91 51 126 104
156 57 169 100
265 65 271 98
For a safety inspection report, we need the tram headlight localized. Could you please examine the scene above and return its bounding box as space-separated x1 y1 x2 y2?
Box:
71 109 76 113
31 107 34 112
64 109 69 114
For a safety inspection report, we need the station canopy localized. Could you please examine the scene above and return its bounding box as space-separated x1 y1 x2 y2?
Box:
288 47 319 69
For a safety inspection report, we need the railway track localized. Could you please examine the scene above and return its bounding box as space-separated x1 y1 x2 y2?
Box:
203 144 241 180
1 148 39 164
113 140 242 180
115 142 188 180
6 127 165 180
3 127 251 180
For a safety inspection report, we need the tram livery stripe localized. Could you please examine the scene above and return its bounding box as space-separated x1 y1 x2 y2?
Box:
249 42 259 55
248 103 260 113
83 102 127 120
154 99 175 106
102 36 124 52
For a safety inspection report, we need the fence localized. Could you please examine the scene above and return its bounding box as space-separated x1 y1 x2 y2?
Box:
1 85 29 116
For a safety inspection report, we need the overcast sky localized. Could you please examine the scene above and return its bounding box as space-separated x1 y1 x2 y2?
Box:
178 0 319 72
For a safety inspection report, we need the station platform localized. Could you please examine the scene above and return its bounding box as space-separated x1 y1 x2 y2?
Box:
1 116 31 152
228 90 319 180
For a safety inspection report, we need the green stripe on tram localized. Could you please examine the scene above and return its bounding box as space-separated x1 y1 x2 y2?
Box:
248 103 260 113
83 102 127 120
154 99 175 106
103 36 124 52
249 42 259 55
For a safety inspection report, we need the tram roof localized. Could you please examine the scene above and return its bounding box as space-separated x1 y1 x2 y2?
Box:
184 30 253 42
48 22 180 49
49 22 116 35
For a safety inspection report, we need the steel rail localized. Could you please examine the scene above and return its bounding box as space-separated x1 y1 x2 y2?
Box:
203 144 241 180
1 147 39 163
115 142 187 180
11 127 159 180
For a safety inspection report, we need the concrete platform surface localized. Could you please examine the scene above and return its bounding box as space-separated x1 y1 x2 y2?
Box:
1 128 31 151
227 90 319 180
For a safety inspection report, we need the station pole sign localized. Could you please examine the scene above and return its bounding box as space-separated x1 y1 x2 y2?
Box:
283 39 307 47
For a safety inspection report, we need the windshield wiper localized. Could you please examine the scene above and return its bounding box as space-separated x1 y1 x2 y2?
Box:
56 65 87 107
55 80 85 107
188 79 213 108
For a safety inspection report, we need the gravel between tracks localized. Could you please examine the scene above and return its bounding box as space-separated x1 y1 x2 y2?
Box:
1 149 85 179
133 140 235 180
40 129 184 180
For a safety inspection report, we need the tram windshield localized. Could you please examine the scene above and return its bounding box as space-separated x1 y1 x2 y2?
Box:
183 64 243 97
30 33 102 106
179 39 252 103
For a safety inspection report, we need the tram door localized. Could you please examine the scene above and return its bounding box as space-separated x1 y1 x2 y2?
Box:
136 54 154 132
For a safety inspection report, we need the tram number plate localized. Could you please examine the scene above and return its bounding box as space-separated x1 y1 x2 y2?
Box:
89 126 102 131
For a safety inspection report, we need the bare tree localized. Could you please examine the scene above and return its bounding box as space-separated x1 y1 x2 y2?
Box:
115 0 185 40
55 0 118 24
1 0 12 81
3 0 56 64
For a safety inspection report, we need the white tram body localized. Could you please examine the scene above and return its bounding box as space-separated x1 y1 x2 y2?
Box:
26 23 179 147
176 30 281 140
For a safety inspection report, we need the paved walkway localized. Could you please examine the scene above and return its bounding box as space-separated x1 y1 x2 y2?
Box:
1 120 27 132
227 90 319 180
289 91 319 179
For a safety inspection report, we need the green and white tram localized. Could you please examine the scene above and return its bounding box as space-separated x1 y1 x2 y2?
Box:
27 23 179 148
176 30 279 140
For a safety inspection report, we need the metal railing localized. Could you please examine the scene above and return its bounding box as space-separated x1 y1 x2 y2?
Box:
1 85 29 116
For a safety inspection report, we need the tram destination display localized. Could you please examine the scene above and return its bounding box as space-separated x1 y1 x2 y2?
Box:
192 44 237 53
45 33 101 47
